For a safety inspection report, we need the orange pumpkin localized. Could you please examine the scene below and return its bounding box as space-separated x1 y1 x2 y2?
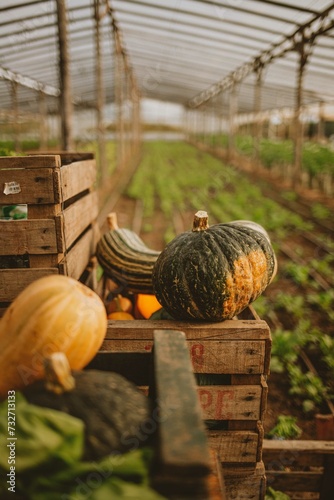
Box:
0 275 107 400
106 294 133 315
107 311 135 320
135 294 162 319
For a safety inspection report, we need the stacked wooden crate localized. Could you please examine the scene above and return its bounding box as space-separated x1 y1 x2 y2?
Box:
88 329 227 499
0 152 99 311
101 306 271 499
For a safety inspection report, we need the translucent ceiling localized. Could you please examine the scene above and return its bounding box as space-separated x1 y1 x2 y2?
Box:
1 0 334 116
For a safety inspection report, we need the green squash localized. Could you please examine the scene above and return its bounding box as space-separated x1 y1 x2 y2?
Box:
152 211 277 322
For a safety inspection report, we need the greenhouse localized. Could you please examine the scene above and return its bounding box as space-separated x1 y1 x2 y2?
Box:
1 1 334 499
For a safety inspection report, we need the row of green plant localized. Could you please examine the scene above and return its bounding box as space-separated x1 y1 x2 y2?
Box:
195 133 334 176
126 141 334 415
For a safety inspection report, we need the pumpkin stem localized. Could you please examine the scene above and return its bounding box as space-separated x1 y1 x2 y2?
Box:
107 212 119 230
192 211 209 232
43 352 76 394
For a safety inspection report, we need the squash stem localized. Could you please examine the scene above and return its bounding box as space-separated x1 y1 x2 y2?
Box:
107 212 119 230
192 210 209 232
43 352 75 394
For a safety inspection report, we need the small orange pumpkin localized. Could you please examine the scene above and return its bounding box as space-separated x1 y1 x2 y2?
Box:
135 294 162 319
107 311 135 320
106 294 133 315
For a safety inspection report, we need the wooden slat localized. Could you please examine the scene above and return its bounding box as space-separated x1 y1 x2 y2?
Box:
0 155 61 169
59 159 96 202
0 167 57 204
265 470 322 493
0 219 58 255
59 223 99 279
263 440 334 498
62 191 98 248
28 151 95 163
0 268 59 301
224 461 266 500
263 440 334 454
101 337 267 374
198 384 263 421
207 430 259 463
105 319 270 341
152 329 211 477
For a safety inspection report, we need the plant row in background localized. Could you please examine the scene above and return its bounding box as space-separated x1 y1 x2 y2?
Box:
198 133 334 178
126 141 334 416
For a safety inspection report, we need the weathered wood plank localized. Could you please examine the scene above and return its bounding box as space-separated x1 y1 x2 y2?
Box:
224 461 266 500
0 167 57 204
198 384 263 421
59 223 99 279
207 430 259 463
105 319 270 341
101 337 267 374
29 151 95 164
265 470 322 492
0 155 60 169
0 219 58 255
263 440 334 454
59 159 96 202
0 268 59 301
62 191 98 248
152 329 211 477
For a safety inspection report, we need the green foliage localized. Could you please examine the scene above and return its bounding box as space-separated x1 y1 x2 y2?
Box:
311 202 331 220
287 363 328 412
265 487 291 500
266 415 302 440
283 261 310 286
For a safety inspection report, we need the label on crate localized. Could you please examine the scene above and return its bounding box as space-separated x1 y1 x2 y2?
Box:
3 181 21 195
0 204 28 220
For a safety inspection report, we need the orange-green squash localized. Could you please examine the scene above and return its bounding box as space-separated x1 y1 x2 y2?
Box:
152 211 277 322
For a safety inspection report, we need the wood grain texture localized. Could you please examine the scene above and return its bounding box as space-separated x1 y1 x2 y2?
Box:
153 329 211 476
207 430 259 463
223 461 266 500
0 167 57 204
0 268 59 301
0 219 58 255
105 318 270 340
59 159 96 202
0 155 61 169
59 223 99 279
62 191 98 248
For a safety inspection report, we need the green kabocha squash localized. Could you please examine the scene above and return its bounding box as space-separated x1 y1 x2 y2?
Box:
22 352 151 461
152 211 277 322
96 212 160 294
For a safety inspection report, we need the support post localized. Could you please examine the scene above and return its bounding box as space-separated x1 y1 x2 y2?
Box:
10 81 19 152
293 32 312 189
253 61 264 170
317 100 325 143
228 81 238 162
56 0 74 151
94 0 107 184
39 90 48 150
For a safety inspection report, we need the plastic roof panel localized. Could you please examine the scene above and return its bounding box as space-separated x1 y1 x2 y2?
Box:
0 0 333 116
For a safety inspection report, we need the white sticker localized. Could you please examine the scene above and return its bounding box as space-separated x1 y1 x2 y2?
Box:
3 182 21 195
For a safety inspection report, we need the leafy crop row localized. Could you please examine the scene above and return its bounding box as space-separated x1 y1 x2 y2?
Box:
127 141 334 415
198 133 334 177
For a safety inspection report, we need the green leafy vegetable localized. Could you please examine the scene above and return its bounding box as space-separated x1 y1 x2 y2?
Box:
0 394 166 500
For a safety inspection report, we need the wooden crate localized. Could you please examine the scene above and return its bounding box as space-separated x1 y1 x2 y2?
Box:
0 152 99 305
263 439 334 500
101 305 271 500
87 329 227 500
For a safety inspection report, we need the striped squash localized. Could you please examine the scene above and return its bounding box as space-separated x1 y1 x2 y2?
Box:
96 213 160 294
